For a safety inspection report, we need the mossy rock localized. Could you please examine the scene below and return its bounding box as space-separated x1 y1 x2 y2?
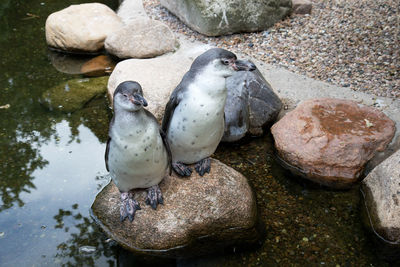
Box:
41 76 108 112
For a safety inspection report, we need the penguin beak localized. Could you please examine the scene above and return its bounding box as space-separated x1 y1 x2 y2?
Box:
130 94 148 107
232 60 256 71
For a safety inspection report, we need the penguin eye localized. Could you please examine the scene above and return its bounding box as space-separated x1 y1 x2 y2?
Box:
122 94 128 98
222 59 230 65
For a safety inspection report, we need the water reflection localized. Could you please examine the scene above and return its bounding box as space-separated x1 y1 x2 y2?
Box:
0 0 121 265
53 204 117 267
0 120 111 266
0 138 48 211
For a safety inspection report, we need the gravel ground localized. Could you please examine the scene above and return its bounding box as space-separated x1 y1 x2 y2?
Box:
143 0 399 99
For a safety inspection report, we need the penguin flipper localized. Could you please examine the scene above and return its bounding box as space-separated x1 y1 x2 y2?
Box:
105 137 111 172
160 129 172 175
161 86 181 134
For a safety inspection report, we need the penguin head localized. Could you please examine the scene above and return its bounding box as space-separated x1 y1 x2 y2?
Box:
191 48 256 78
113 81 148 112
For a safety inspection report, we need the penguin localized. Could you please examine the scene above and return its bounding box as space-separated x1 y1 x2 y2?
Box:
105 81 171 222
161 48 256 177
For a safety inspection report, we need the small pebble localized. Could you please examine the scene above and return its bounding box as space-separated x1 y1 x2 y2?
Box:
79 246 96 254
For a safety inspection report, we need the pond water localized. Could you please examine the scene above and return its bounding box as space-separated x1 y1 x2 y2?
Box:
0 0 396 266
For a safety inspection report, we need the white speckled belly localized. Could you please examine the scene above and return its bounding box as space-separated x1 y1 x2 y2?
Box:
108 121 168 192
167 91 226 164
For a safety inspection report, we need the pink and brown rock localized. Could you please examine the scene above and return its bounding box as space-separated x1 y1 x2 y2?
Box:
91 159 259 258
271 98 395 189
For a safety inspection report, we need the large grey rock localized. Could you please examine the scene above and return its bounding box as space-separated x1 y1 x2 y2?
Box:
105 18 177 59
159 0 292 36
271 98 396 189
91 159 259 258
361 149 400 260
223 75 250 142
223 68 282 142
45 3 123 53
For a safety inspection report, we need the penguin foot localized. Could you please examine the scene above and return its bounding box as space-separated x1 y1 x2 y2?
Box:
172 161 192 177
145 185 163 210
120 192 141 222
195 157 211 176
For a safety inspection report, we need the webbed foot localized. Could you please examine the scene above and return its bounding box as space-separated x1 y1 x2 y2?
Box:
195 157 211 176
120 192 141 222
172 161 192 177
145 185 163 210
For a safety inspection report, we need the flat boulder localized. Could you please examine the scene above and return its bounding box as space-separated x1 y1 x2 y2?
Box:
361 149 400 260
105 18 177 59
271 98 395 188
107 43 211 119
40 77 108 113
45 3 123 53
91 159 259 258
159 0 292 36
223 68 282 142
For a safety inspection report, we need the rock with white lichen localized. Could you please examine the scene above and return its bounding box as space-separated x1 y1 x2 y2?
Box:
91 159 260 258
159 0 292 36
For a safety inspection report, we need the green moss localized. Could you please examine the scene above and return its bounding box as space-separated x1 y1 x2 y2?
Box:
41 76 108 113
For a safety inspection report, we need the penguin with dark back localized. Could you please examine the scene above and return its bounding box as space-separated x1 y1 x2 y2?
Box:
162 48 256 177
105 81 171 222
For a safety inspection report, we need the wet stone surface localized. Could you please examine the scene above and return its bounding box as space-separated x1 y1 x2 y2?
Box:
40 76 108 113
271 98 396 188
361 149 400 261
91 159 259 258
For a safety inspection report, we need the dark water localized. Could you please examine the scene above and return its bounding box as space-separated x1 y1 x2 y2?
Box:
0 0 396 266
